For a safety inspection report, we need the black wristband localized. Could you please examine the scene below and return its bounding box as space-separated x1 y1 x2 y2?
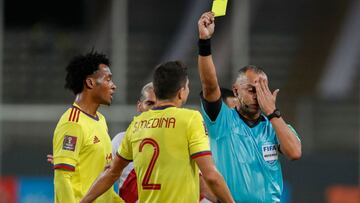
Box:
198 39 211 56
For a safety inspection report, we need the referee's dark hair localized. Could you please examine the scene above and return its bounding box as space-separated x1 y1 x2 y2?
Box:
65 50 110 95
153 61 188 100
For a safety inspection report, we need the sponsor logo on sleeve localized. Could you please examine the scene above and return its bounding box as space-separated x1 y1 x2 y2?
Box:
62 135 77 151
262 144 278 164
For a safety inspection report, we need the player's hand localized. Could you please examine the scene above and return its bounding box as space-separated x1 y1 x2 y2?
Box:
198 12 215 40
255 77 279 115
47 154 54 164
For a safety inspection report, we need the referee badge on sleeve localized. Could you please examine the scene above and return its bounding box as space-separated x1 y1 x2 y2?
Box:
63 135 77 151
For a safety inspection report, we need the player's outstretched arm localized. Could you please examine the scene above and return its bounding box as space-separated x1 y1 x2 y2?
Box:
195 155 235 203
198 11 221 102
80 155 129 203
54 170 77 203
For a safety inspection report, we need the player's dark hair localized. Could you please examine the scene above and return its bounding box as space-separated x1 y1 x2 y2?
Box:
220 87 235 100
153 61 188 100
65 50 110 95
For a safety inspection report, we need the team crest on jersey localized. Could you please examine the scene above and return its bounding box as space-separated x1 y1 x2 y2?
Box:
63 135 77 151
262 143 278 164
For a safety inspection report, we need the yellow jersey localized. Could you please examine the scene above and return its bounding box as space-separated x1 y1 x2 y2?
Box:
53 103 119 203
118 106 211 203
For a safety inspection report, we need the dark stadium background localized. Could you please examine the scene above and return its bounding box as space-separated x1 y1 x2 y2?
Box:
0 0 358 202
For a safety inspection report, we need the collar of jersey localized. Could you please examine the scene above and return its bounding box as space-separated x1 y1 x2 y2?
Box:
236 109 265 128
72 103 99 121
152 105 175 110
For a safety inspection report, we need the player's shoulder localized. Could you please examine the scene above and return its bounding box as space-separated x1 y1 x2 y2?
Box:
58 106 76 122
54 109 84 139
177 107 202 117
135 107 201 120
130 113 143 124
58 106 86 127
170 108 203 124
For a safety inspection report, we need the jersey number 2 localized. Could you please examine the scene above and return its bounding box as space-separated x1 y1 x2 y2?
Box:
139 138 161 190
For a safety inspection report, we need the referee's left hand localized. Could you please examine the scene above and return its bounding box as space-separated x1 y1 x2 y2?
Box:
255 77 279 116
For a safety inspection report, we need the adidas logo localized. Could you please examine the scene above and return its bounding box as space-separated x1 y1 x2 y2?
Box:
93 136 100 144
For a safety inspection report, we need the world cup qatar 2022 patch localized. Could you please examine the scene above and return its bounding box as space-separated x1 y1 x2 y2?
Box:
63 135 77 151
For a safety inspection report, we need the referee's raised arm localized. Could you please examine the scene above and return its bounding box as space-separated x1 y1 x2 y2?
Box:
198 12 221 103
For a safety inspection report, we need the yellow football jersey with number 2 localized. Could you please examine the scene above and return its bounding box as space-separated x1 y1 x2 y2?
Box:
118 106 211 203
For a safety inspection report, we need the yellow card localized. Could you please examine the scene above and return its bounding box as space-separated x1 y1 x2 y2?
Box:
212 0 228 17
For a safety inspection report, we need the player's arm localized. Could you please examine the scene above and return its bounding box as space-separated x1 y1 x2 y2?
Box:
53 122 84 202
188 112 234 202
54 170 76 203
80 154 130 203
198 11 221 102
200 174 217 202
82 124 133 203
195 156 234 203
255 77 302 160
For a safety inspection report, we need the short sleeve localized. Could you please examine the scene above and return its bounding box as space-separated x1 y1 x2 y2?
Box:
200 101 232 140
53 122 84 171
188 112 211 159
118 123 134 161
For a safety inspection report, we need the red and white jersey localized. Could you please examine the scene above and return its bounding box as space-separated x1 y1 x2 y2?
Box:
200 199 212 203
112 132 138 203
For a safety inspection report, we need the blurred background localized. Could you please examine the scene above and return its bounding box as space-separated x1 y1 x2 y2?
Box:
0 0 359 202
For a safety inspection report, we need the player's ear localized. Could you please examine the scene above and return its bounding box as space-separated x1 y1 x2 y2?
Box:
178 87 185 100
232 86 238 97
85 77 96 89
136 101 142 113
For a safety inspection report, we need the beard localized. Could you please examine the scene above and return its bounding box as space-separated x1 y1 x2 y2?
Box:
238 97 261 119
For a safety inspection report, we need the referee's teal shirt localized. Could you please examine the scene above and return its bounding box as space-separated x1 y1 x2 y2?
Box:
201 101 299 203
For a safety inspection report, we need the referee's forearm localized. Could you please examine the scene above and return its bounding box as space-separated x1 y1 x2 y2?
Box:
271 117 302 160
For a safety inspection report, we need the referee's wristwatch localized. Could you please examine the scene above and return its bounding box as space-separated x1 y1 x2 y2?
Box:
267 109 281 120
